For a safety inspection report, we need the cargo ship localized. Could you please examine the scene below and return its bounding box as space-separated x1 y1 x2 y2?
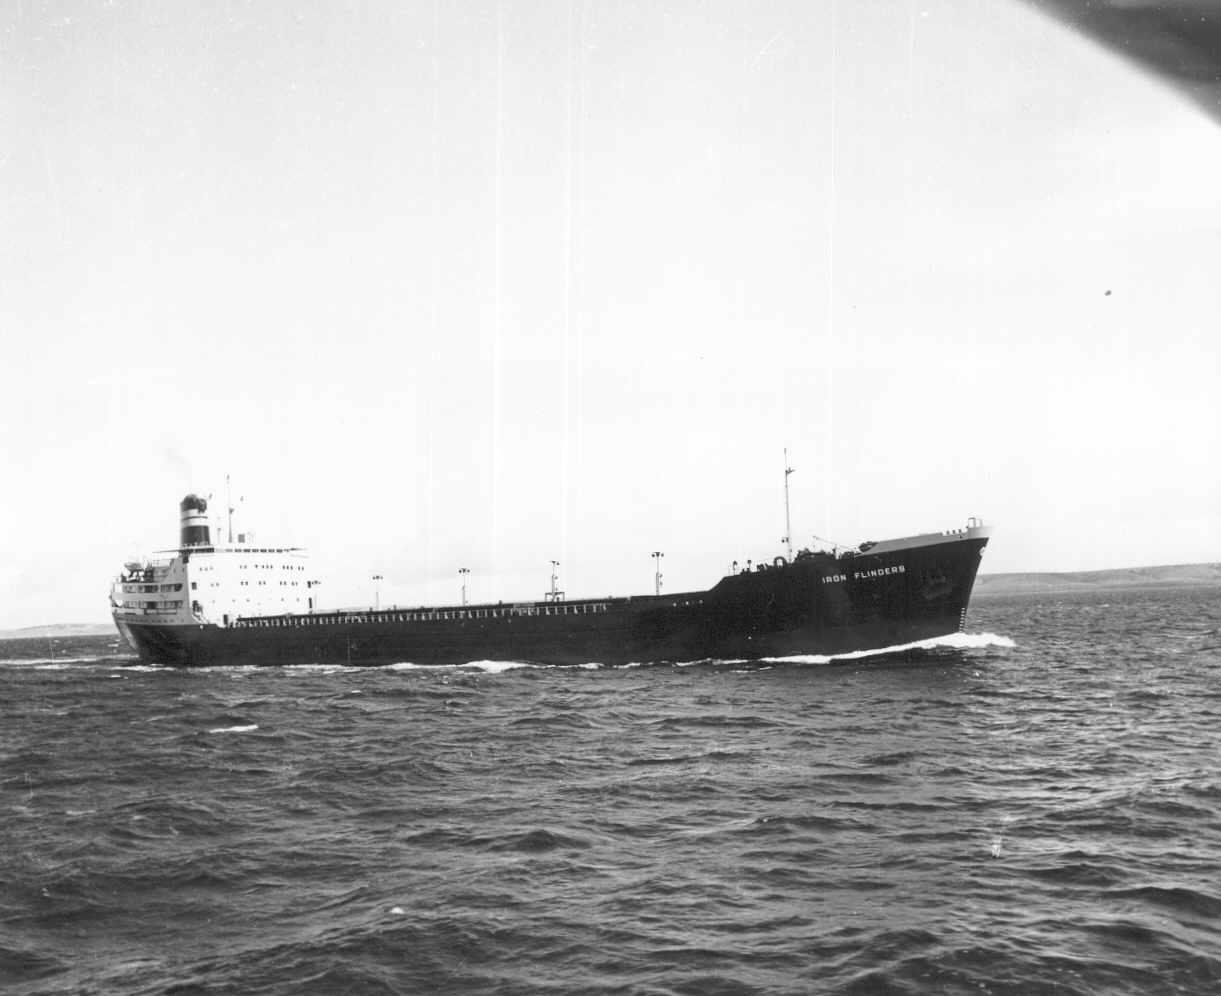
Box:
110 492 990 667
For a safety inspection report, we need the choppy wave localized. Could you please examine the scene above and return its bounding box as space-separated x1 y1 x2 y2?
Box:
3 586 1219 995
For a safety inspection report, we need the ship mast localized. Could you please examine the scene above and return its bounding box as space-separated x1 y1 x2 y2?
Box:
226 474 234 544
782 449 795 561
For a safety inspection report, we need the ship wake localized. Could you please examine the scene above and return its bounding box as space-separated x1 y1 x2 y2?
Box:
761 631 1015 665
352 633 1017 673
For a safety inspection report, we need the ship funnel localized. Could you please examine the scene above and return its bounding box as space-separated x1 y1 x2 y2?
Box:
179 494 211 548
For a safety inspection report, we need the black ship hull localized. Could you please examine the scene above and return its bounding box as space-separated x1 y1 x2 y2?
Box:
117 534 988 667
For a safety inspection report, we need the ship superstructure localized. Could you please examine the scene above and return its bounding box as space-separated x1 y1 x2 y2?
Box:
111 495 313 650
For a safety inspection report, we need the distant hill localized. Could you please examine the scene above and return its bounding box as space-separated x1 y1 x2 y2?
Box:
0 622 118 641
976 563 1221 596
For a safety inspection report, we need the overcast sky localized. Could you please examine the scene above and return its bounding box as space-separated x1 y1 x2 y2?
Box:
2 0 1218 627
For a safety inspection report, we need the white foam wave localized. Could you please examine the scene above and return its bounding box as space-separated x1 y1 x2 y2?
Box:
387 661 451 671
208 724 259 734
193 665 263 673
12 657 112 668
934 631 1015 650
286 663 354 673
463 660 534 673
387 659 536 673
268 634 1015 676
762 631 1015 665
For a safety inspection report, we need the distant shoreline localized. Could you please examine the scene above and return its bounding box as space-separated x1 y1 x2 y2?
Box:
0 622 119 641
976 563 1221 597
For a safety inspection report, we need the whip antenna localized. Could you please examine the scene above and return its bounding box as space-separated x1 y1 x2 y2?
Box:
782 449 795 561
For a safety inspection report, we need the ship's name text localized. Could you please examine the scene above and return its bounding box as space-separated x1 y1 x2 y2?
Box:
822 564 906 584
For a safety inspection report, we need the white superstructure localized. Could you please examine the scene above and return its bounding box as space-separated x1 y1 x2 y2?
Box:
110 494 316 647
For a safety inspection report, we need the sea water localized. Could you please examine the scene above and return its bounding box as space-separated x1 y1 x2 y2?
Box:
2 585 1219 994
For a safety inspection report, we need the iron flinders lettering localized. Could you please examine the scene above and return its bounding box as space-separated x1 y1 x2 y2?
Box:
821 564 907 584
